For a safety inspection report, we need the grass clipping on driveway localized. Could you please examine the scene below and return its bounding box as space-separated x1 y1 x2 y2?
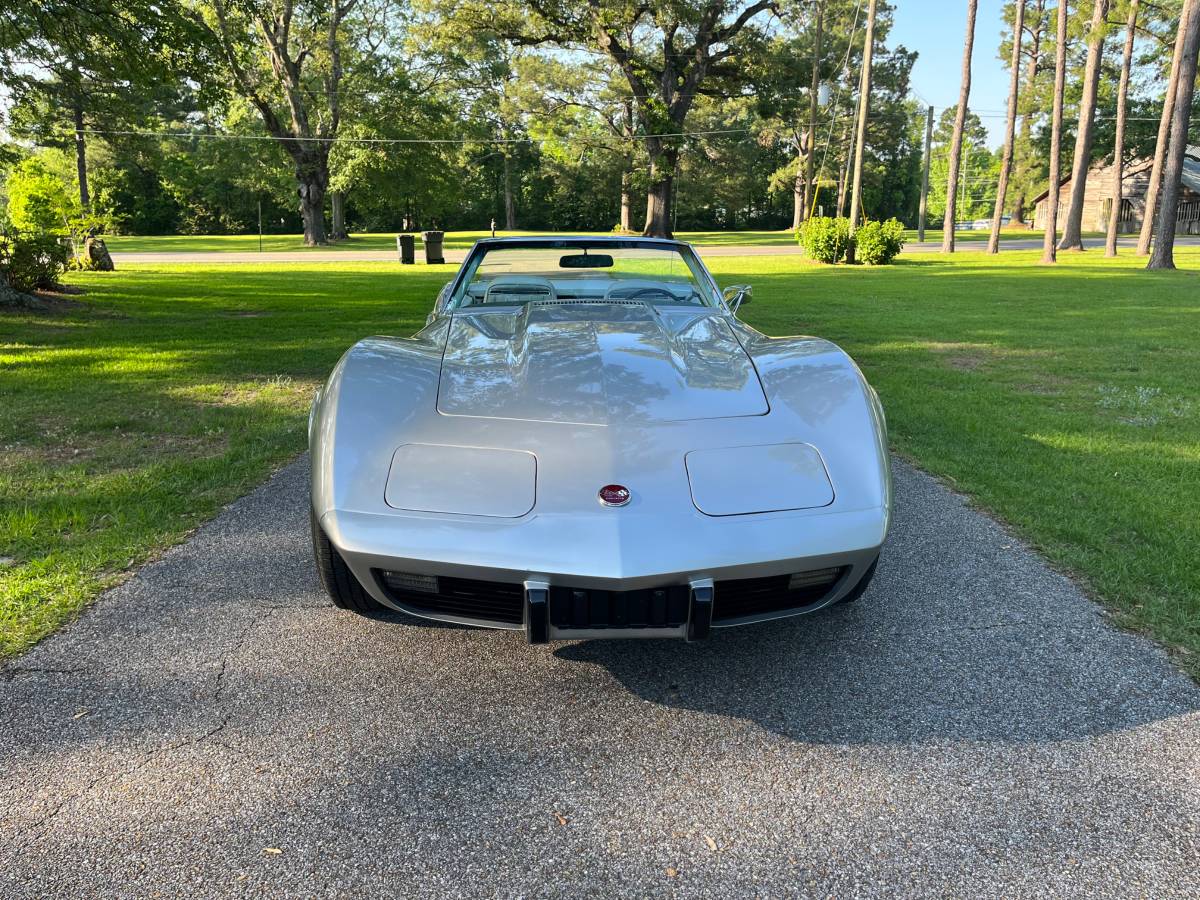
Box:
1 252 1198 674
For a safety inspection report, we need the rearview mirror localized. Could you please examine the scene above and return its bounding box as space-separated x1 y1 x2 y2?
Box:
722 284 752 315
559 252 614 269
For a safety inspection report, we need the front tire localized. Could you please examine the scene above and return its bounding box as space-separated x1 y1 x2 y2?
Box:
310 508 383 614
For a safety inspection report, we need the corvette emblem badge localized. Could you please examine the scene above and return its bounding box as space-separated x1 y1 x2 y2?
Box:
598 484 631 507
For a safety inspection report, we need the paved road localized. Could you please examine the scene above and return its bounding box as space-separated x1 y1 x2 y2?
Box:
3 458 1199 898
109 235 1200 265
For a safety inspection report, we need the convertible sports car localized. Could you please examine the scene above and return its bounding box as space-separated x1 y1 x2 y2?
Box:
309 236 890 642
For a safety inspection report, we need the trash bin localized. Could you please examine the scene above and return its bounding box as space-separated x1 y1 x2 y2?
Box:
422 230 445 265
396 233 415 264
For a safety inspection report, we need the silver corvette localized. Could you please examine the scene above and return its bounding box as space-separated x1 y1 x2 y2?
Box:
309 236 890 642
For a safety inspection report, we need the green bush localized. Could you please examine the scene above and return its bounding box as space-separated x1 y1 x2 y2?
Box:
0 231 71 292
796 216 852 264
5 158 77 234
855 217 906 265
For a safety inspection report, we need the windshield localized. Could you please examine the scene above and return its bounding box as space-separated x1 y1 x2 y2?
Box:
450 242 718 309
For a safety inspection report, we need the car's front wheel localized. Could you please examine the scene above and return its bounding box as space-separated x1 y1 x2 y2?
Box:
310 509 383 614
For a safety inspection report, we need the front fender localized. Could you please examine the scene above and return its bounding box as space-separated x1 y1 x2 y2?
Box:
310 320 450 520
736 326 891 520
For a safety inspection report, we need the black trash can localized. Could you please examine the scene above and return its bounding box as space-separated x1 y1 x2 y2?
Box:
396 233 415 264
422 230 445 265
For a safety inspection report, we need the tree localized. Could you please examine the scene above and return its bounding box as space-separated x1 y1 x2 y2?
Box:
941 0 978 253
1138 1 1193 255
1147 0 1200 269
482 0 777 237
5 156 78 232
200 0 363 245
1007 0 1050 227
1 1 208 212
1105 0 1138 257
1042 0 1069 264
924 108 997 222
849 0 878 231
989 0 1025 253
1058 0 1109 250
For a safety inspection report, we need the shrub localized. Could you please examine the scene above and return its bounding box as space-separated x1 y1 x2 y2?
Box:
796 216 851 264
855 217 906 265
6 158 77 234
0 230 71 293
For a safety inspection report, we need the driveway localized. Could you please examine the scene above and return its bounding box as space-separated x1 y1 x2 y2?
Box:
2 459 1198 897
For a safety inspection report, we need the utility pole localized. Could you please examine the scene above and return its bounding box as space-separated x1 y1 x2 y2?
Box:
849 0 878 234
800 0 825 227
918 104 933 242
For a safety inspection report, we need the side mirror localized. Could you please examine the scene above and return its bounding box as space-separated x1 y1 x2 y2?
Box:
722 284 752 315
428 282 454 323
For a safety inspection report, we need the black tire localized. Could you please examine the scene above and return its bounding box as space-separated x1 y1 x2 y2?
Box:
836 555 880 605
310 508 383 614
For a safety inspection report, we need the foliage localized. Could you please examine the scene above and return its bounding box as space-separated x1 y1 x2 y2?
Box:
0 229 71 291
796 216 852 263
854 217 906 264
5 157 78 233
923 108 1000 224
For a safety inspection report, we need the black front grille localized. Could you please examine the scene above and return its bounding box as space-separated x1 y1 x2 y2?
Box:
374 567 846 629
375 572 524 625
549 585 689 630
712 568 846 622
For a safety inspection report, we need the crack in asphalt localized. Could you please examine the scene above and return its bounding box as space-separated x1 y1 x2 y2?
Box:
6 607 279 855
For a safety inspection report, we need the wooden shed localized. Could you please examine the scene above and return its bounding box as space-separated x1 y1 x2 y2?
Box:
1032 147 1200 235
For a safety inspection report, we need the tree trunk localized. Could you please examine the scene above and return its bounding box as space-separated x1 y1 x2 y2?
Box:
1148 0 1200 269
798 0 825 229
296 155 329 247
1105 0 1138 257
989 0 1025 253
792 138 807 230
503 151 517 230
1011 0 1046 229
1042 0 1069 264
620 167 633 232
1138 1 1192 255
643 147 678 238
849 0 879 231
942 0 979 253
72 92 90 210
1059 0 1109 250
330 191 347 240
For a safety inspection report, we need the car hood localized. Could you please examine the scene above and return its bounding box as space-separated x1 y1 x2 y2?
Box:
436 302 769 425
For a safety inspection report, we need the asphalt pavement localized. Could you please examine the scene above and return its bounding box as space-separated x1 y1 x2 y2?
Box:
2 458 1199 898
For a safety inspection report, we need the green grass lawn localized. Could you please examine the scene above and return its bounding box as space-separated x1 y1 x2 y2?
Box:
2 250 1198 674
102 227 1107 254
102 229 803 253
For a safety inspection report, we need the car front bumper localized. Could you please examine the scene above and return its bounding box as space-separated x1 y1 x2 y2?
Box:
321 504 887 642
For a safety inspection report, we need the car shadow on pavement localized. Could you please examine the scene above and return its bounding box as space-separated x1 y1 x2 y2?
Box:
552 587 1200 747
